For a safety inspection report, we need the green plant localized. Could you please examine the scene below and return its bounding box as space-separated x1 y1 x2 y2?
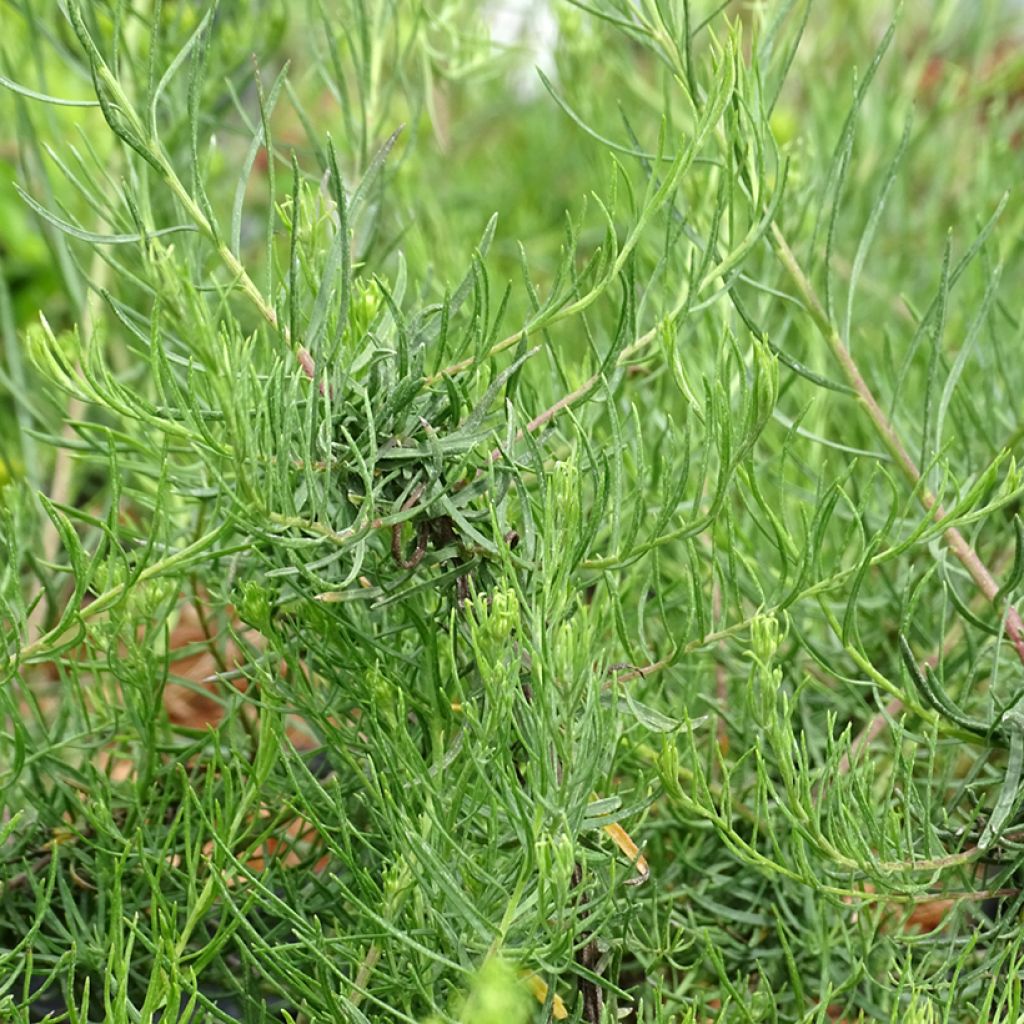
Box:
2 0 1024 1021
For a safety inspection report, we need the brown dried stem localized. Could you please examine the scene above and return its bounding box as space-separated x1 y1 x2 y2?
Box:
771 222 1024 669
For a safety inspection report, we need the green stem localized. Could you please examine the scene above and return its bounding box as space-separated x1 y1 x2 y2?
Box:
91 55 283 338
5 523 229 679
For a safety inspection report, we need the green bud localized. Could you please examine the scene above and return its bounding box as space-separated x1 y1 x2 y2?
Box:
751 614 780 664
657 737 683 800
237 581 273 636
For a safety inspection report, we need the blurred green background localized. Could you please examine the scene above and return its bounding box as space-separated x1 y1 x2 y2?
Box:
3 0 1023 490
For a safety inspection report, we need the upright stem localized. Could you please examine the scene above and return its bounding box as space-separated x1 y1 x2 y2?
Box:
25 195 112 643
770 222 1024 667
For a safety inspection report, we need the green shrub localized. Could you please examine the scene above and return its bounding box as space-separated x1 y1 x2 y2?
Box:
2 1 1023 1021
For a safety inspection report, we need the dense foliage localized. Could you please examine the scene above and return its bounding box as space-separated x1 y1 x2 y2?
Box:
2 1 1024 1021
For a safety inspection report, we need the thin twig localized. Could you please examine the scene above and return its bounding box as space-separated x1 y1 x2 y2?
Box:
771 222 1024 668
608 655 674 684
570 862 602 1024
485 324 661 465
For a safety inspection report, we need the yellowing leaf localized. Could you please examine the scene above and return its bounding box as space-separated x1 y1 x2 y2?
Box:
522 972 568 1020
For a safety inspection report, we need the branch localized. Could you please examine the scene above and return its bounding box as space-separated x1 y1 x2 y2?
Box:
771 222 1024 668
